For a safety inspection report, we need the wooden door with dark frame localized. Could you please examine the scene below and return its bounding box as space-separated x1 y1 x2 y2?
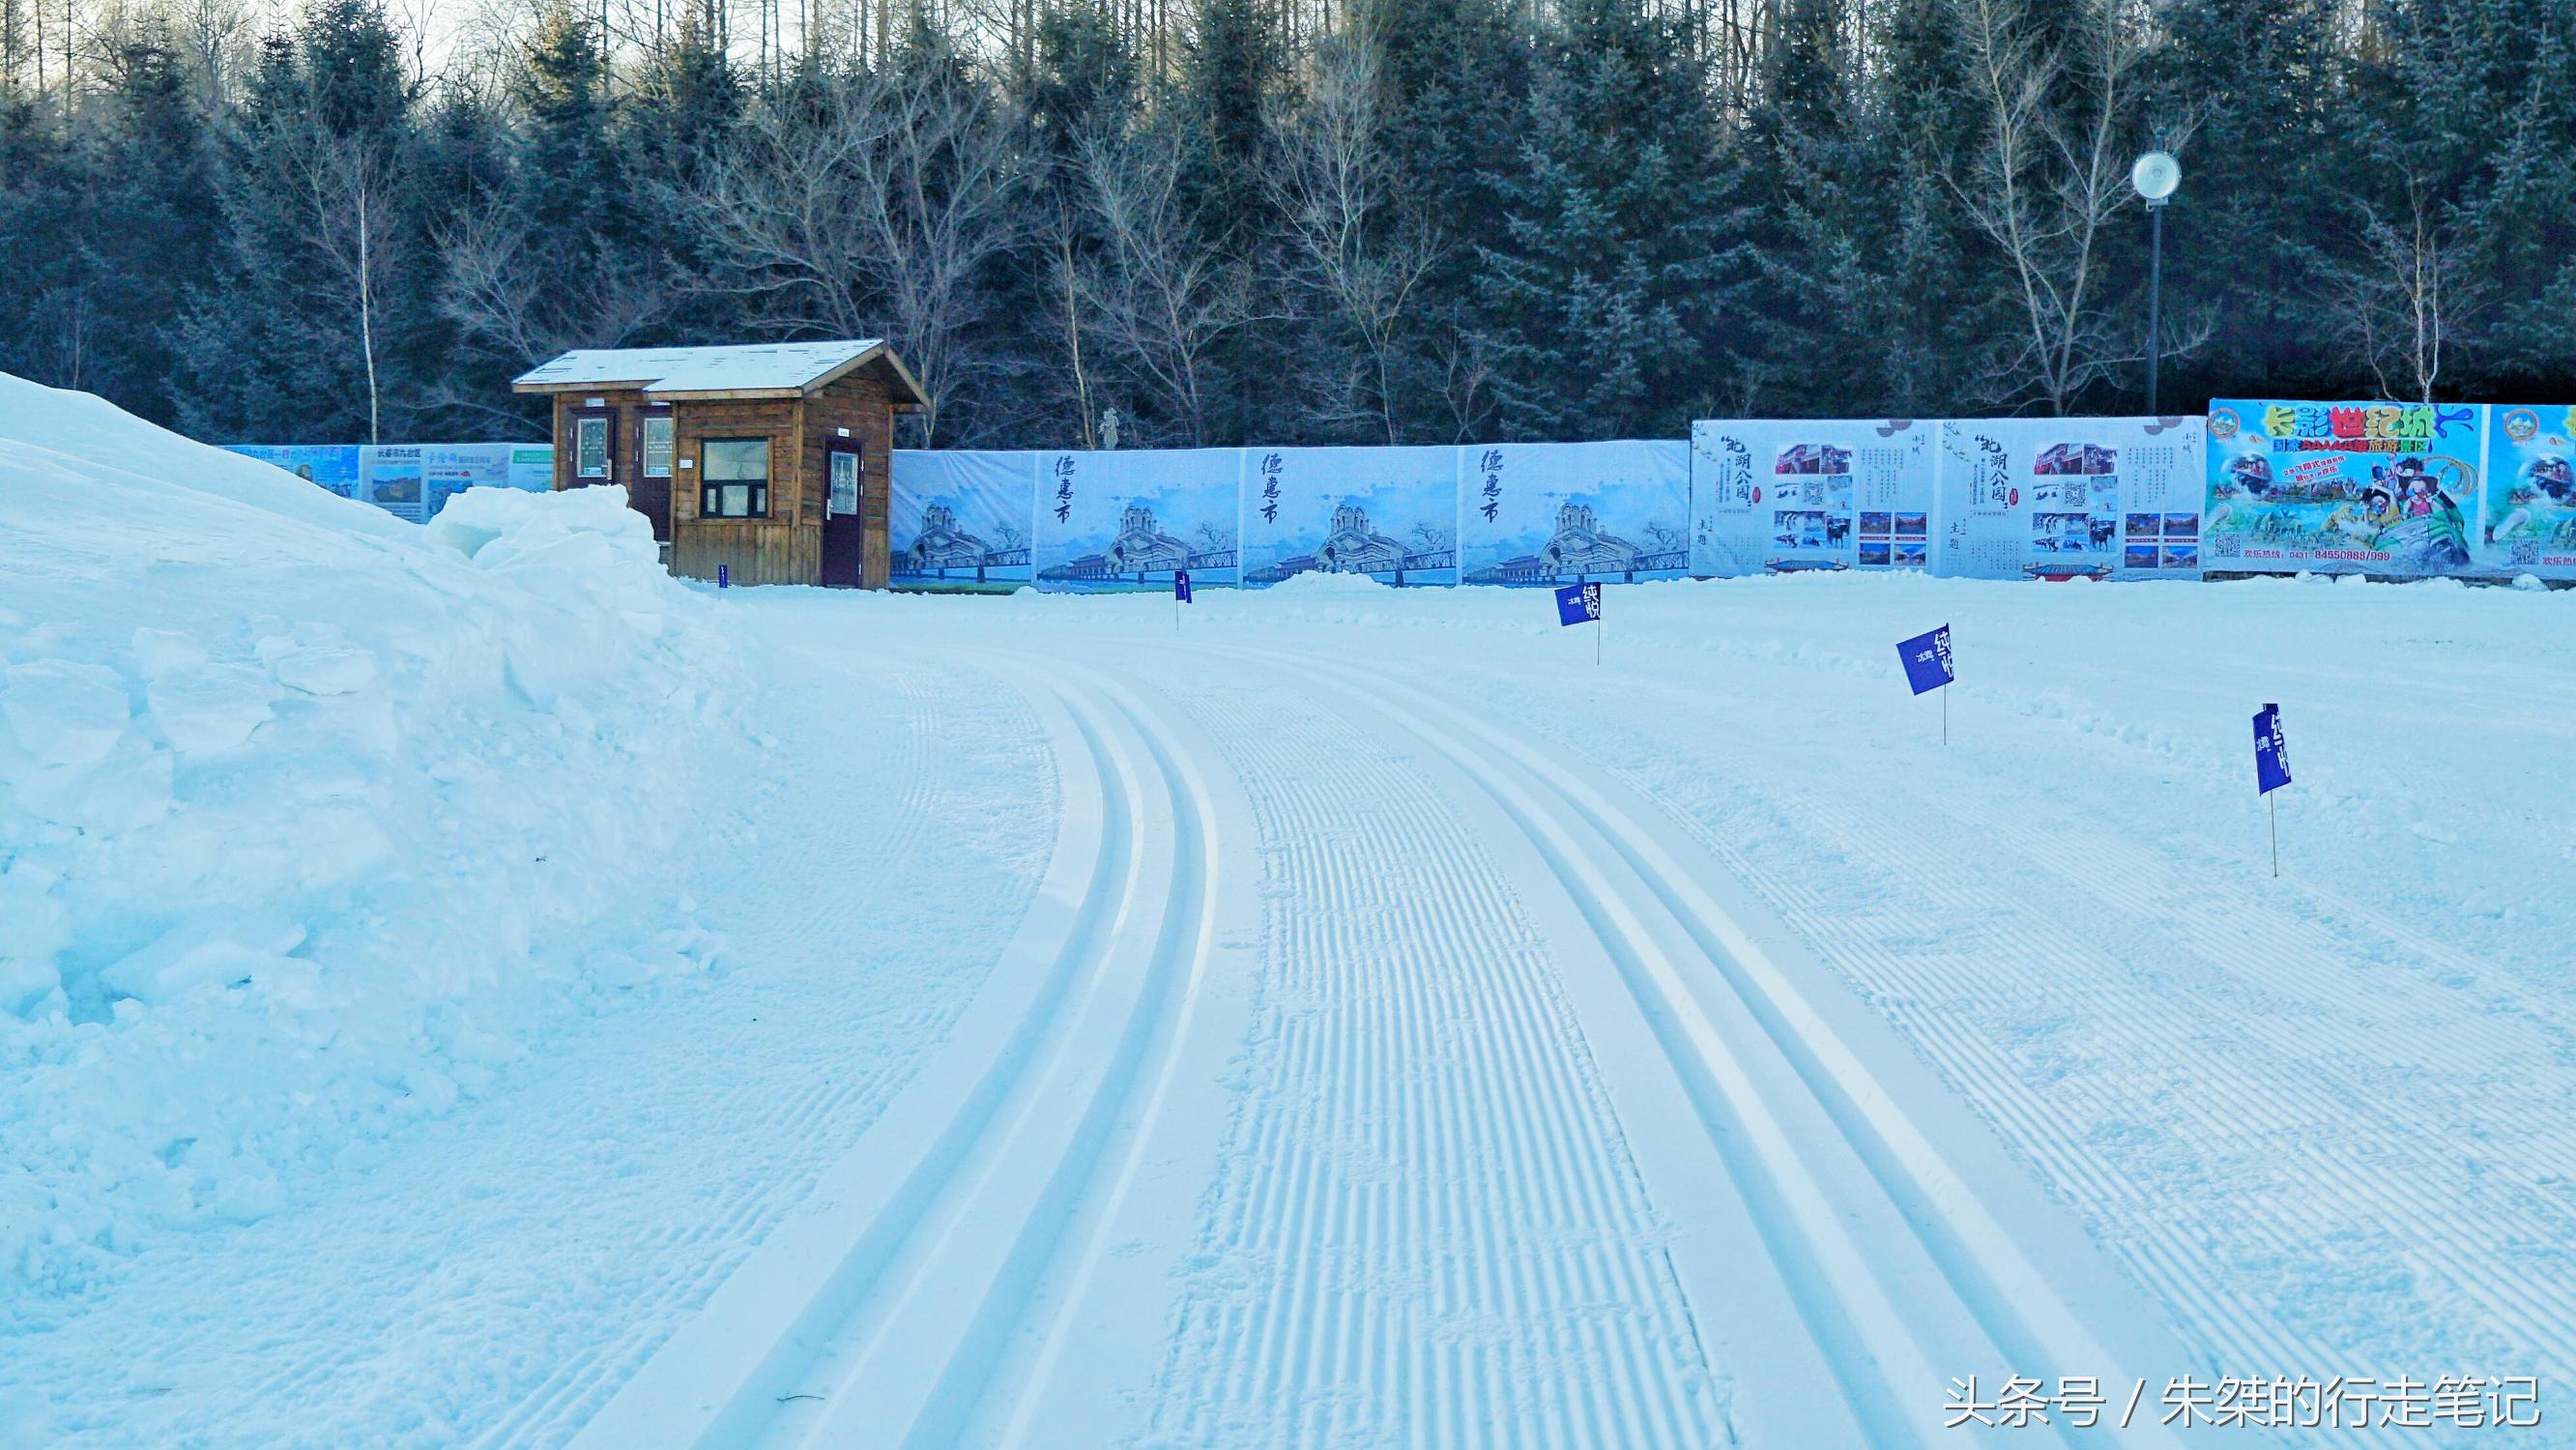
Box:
819 436 866 588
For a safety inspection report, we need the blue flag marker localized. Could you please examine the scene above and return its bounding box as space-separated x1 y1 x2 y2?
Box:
717 563 730 590
1896 625 1954 694
1897 624 1954 743
1174 568 1193 603
1554 582 1603 663
2254 702 2290 876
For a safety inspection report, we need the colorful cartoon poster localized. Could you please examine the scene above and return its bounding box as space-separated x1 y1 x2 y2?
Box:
1458 440 1691 586
1689 420 1936 576
2202 399 2487 576
2478 405 2576 579
1032 448 1241 592
220 444 362 502
1239 446 1459 588
1935 418 2205 579
889 450 1040 592
362 445 427 523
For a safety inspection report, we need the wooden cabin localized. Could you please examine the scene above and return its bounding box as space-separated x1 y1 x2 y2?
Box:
511 339 928 588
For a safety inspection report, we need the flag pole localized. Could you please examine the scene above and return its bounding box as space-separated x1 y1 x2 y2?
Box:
2270 793 2278 878
1595 613 1602 666
1941 686 1948 746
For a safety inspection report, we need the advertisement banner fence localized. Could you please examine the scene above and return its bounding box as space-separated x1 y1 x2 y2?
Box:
892 403 2568 595
223 443 548 521
2202 400 2486 577
1690 420 1937 576
1033 448 1241 592
1457 440 1691 586
1938 417 2206 580
890 450 1039 592
1240 445 1459 588
2478 405 2576 580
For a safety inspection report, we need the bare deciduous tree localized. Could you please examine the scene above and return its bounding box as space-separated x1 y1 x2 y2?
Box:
2323 169 2486 404
1064 116 1252 447
293 130 408 442
689 60 1027 442
1267 31 1442 444
1947 0 2196 414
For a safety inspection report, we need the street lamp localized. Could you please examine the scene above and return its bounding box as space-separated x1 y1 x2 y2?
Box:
2130 138 2182 414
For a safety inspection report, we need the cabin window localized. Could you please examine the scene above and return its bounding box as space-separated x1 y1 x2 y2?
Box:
641 414 674 478
573 414 611 479
701 438 770 518
828 449 859 516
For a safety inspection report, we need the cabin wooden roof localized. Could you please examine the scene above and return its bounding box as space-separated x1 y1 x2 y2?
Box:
512 339 928 408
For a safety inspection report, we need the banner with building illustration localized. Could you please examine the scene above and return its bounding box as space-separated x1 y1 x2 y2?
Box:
1457 440 1691 586
1032 448 1242 592
1936 418 2206 580
1688 420 1937 575
1239 446 1460 588
2202 400 2488 576
890 450 1039 592
2478 405 2576 579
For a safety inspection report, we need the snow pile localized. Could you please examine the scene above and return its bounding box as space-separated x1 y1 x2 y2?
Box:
0 375 739 1296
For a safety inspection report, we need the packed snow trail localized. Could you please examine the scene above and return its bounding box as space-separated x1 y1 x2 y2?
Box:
16 565 2573 1446
581 631 2192 1448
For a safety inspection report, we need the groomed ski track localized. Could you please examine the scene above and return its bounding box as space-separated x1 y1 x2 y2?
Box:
571 635 2192 1449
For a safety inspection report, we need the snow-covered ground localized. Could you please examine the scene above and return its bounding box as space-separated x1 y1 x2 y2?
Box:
5 381 2573 1446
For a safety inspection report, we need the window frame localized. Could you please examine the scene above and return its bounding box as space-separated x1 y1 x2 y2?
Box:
698 436 772 520
640 409 675 479
570 406 617 482
825 437 862 518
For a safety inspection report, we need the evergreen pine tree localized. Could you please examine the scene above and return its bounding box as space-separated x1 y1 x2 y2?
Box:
1472 0 1740 439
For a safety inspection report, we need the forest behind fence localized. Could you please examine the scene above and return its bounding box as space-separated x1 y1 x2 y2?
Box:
4 0 2572 453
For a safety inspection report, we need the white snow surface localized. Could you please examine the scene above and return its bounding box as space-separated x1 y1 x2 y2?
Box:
513 339 888 395
0 375 738 1304
5 374 2575 1447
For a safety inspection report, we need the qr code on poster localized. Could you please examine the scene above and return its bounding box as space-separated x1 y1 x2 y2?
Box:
2514 540 2540 566
2062 480 2089 508
1799 478 1825 505
2214 535 2243 559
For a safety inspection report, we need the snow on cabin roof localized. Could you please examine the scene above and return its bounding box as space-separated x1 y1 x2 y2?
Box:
512 339 925 404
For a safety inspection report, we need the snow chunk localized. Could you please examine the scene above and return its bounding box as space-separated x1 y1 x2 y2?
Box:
1 660 130 766
147 661 279 752
265 643 377 696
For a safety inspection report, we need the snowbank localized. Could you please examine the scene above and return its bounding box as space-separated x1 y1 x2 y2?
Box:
0 375 739 1297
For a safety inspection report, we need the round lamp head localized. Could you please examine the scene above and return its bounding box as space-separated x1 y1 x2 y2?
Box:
2131 150 2181 202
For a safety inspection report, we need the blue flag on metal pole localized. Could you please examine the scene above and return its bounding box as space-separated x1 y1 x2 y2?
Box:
1174 568 1193 603
2253 703 2290 794
1896 624 1954 694
1554 582 1601 626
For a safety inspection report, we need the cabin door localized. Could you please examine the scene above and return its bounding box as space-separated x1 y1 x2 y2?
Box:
820 438 865 588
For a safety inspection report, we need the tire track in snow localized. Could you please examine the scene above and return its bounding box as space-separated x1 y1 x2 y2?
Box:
1136 661 1727 1449
1212 641 2192 1447
566 655 1221 1449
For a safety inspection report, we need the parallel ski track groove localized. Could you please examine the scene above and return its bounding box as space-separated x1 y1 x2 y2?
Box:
1213 641 2183 1449
696 655 1212 1450
1565 664 2576 1388
1143 674 1722 1450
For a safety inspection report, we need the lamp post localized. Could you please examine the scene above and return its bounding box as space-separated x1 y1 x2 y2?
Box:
2130 138 2182 414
